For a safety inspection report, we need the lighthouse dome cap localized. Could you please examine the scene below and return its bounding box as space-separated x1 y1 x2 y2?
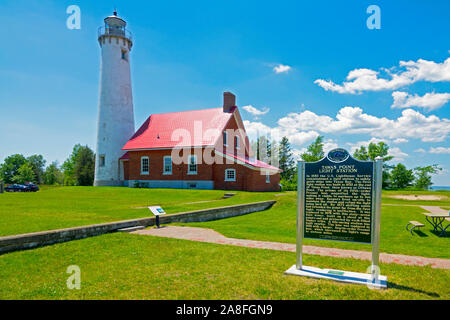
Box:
104 11 126 27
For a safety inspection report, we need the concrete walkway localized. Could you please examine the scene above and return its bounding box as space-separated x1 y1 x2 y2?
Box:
420 206 449 215
133 226 450 270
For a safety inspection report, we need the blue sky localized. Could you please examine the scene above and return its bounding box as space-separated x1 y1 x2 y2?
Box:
1 0 449 185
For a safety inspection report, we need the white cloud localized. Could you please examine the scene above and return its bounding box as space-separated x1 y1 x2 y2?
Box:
273 64 291 74
275 107 450 142
392 91 450 111
429 147 450 154
242 105 270 118
388 147 409 161
244 106 450 151
315 57 450 94
393 138 408 144
415 148 426 153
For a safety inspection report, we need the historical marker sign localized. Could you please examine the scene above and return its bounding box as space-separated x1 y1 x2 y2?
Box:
285 148 386 288
303 148 374 243
148 206 166 216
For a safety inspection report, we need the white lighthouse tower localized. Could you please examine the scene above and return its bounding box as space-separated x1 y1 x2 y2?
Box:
94 11 135 186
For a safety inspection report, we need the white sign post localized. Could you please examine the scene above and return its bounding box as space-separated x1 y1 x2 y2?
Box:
148 206 166 228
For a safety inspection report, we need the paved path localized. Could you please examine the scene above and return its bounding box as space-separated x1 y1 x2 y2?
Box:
420 206 449 215
133 226 450 270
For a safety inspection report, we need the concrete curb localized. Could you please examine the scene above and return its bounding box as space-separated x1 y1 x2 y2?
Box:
0 200 276 255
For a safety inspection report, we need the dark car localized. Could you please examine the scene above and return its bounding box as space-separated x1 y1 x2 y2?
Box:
5 184 28 192
5 183 39 192
24 183 39 192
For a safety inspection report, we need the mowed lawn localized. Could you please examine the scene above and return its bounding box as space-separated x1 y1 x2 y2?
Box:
0 186 276 236
179 191 450 259
0 233 448 300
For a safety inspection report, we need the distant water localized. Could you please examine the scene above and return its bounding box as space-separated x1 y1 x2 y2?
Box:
430 186 450 191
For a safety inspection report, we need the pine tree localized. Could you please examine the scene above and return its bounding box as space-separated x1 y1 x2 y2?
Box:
301 136 324 162
279 137 295 180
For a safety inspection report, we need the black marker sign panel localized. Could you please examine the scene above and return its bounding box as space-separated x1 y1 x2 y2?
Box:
303 149 374 244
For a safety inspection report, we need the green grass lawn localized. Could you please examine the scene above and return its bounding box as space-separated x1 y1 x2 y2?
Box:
0 233 448 300
0 186 276 236
179 191 450 259
1 187 449 259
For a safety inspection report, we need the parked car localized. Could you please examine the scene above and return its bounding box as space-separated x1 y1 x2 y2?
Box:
5 184 28 192
5 183 39 192
24 183 39 192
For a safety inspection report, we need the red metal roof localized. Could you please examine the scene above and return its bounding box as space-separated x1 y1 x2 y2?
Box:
119 152 129 160
122 107 235 150
223 152 282 171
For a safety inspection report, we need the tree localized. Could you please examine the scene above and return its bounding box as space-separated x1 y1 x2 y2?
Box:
301 136 324 162
279 136 295 180
74 146 95 186
27 154 46 184
353 141 394 189
414 165 442 190
0 154 27 184
390 163 414 189
43 161 64 185
62 144 95 186
353 142 393 162
256 136 270 161
62 144 82 186
12 163 35 184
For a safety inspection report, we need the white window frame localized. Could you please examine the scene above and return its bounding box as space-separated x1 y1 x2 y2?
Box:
266 173 270 183
99 154 105 167
225 169 236 182
235 136 240 150
163 156 172 175
223 131 228 146
141 156 149 175
187 155 197 175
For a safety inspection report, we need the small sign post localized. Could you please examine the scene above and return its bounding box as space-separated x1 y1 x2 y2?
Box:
148 206 166 228
285 149 387 288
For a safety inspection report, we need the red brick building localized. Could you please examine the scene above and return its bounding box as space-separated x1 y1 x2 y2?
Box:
119 92 280 191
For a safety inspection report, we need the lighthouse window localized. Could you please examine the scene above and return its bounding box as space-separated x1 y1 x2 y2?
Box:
121 50 128 61
99 155 105 167
141 156 149 175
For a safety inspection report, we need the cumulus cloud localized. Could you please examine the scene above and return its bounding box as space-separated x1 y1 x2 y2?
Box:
414 147 450 154
244 106 450 152
242 105 270 118
429 147 450 154
393 138 408 144
392 91 450 111
273 64 291 74
315 57 450 94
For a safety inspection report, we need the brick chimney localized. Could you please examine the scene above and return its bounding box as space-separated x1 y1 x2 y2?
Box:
223 91 236 113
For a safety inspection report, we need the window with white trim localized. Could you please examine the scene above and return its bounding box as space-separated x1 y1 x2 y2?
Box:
188 155 197 174
266 173 270 183
223 131 228 146
141 156 149 175
225 169 236 181
163 156 172 174
235 136 240 149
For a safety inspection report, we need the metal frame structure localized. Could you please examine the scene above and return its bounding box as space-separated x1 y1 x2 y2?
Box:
286 152 387 288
